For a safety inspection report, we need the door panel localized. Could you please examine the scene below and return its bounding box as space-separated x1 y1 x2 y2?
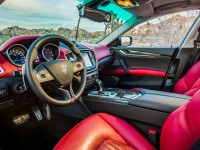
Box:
102 47 177 90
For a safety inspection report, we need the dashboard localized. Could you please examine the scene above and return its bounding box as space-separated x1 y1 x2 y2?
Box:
0 35 113 111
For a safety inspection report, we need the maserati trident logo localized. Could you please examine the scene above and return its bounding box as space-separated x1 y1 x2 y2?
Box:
60 64 67 74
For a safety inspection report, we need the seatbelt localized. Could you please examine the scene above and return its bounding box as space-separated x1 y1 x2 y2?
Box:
182 29 200 76
193 41 200 63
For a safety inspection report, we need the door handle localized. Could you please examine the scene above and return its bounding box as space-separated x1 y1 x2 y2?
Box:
119 50 160 58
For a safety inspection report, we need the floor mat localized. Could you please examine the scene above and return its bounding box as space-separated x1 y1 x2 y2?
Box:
0 107 80 150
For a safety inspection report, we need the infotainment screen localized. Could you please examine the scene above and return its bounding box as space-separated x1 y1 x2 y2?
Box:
82 53 93 68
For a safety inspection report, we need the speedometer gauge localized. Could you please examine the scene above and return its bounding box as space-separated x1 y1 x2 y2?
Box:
6 44 27 66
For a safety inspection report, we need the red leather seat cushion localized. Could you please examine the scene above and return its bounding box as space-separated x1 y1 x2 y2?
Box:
55 90 200 150
54 113 155 150
98 140 135 150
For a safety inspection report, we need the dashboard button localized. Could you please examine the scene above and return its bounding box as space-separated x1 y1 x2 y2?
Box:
0 88 8 97
77 64 81 68
41 74 46 79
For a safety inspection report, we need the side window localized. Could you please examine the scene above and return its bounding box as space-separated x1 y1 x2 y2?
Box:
124 10 199 47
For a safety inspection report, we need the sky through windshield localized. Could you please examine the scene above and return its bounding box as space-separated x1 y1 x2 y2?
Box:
0 0 133 44
0 0 83 30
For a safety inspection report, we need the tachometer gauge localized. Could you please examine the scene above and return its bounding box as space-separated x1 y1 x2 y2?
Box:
41 43 60 61
42 48 54 61
7 44 27 66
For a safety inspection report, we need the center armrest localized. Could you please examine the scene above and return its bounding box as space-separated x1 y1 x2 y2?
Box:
139 89 191 99
128 92 190 113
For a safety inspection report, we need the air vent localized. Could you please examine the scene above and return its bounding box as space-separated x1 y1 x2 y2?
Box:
90 52 95 60
109 49 114 55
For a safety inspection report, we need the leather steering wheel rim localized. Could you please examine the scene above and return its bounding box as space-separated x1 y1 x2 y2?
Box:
25 34 87 106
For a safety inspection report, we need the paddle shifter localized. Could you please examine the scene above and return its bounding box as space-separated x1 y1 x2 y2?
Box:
95 79 103 93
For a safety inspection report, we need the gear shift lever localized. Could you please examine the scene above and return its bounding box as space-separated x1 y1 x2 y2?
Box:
95 79 103 93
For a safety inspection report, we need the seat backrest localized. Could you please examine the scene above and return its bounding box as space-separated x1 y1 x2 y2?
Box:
174 61 200 96
160 90 200 150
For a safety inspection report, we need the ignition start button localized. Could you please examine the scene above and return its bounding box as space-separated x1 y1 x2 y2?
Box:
13 83 26 94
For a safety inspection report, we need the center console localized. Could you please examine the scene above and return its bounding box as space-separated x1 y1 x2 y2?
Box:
83 88 191 127
88 88 142 102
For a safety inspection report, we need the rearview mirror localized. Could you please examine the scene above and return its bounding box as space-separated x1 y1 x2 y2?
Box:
120 36 133 46
79 7 111 23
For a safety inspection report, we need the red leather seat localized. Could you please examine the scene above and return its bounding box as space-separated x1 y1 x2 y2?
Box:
132 61 200 96
54 90 200 150
173 61 200 96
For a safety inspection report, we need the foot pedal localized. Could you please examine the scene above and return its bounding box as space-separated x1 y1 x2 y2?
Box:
43 103 51 120
31 105 43 121
13 113 29 126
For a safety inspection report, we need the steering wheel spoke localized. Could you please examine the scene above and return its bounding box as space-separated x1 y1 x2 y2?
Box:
73 61 84 73
69 83 76 99
49 84 76 102
73 75 81 83
35 65 54 84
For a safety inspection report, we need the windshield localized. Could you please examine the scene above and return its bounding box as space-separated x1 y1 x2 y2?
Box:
0 0 133 45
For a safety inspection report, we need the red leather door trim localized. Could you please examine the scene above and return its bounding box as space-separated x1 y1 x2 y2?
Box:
104 68 166 77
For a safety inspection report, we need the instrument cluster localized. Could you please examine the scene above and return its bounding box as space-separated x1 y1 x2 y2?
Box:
6 43 60 66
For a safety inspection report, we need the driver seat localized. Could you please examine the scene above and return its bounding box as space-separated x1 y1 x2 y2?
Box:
54 90 200 150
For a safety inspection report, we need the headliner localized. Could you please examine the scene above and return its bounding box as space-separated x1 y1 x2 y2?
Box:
0 0 4 5
130 0 200 17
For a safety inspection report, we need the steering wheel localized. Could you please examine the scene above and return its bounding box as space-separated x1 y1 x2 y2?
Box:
25 35 87 106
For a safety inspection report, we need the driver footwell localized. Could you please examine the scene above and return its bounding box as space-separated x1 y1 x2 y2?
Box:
0 106 80 150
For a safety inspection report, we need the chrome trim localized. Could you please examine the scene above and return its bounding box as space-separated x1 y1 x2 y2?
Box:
6 44 27 67
22 64 27 91
41 43 60 61
119 50 160 57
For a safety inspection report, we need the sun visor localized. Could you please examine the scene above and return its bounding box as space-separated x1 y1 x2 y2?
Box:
130 0 200 18
130 1 155 17
152 0 190 8
0 0 5 5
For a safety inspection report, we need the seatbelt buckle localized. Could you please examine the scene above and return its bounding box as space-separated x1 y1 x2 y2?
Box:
148 129 158 147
